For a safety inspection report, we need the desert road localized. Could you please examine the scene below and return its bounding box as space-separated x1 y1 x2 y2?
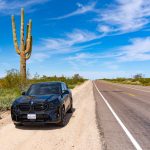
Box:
0 80 150 150
94 80 150 150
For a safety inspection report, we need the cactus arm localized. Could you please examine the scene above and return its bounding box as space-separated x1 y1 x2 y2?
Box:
25 52 31 60
20 8 25 51
25 36 32 60
29 35 32 53
11 15 20 55
25 24 29 49
25 20 32 54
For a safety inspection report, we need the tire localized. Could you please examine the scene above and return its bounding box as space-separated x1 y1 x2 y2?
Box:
68 101 73 113
58 107 66 127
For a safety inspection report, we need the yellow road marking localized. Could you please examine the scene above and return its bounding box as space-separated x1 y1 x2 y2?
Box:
122 92 135 97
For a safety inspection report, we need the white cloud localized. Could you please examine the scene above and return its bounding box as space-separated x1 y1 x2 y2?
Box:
0 0 49 15
118 37 150 61
67 53 92 61
30 29 103 62
97 25 111 33
76 3 83 8
50 2 97 20
66 52 119 61
104 62 119 70
66 53 99 69
32 53 50 61
96 0 150 34
35 29 102 54
27 52 50 64
66 29 99 44
64 37 150 70
65 52 121 71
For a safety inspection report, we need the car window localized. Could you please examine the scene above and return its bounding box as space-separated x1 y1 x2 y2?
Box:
61 83 65 91
27 83 61 95
63 83 67 90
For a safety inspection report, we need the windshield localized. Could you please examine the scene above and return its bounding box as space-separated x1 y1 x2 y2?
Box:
26 83 61 95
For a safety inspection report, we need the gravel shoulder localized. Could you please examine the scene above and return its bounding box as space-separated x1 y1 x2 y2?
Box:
0 81 101 150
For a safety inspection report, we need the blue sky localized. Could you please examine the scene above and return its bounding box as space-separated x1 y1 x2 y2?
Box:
0 0 150 79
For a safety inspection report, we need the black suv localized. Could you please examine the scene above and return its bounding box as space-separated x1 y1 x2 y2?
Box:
11 82 73 127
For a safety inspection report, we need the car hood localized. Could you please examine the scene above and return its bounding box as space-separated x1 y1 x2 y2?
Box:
15 94 60 104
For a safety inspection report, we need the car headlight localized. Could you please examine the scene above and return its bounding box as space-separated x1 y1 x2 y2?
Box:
11 104 19 113
48 99 60 108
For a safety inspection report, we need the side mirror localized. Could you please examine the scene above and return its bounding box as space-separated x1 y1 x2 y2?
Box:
62 90 69 95
22 91 26 95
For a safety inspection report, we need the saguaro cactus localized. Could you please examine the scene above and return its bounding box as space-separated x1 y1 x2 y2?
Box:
11 8 32 81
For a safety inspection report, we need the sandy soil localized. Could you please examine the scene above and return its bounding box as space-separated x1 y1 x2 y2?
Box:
0 81 101 150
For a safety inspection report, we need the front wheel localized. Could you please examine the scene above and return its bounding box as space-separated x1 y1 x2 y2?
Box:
58 107 66 127
68 101 73 113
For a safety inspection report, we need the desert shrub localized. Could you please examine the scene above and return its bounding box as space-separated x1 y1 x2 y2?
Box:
133 73 144 79
0 69 21 89
29 73 85 88
0 88 20 110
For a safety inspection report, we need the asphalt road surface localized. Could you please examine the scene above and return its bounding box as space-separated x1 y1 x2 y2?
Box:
93 80 150 150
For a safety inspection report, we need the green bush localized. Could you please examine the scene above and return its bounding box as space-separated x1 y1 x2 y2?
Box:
0 88 20 110
0 69 21 89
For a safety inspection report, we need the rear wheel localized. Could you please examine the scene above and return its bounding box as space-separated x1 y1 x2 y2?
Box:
58 107 66 127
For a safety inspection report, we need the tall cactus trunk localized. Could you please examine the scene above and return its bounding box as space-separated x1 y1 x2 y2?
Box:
20 56 26 81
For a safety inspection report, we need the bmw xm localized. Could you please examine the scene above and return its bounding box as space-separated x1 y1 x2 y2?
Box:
11 82 73 127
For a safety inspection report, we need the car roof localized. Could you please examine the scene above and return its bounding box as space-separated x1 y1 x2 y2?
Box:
31 81 65 86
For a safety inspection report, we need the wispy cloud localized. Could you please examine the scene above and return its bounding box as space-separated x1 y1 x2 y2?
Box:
118 37 150 61
0 0 49 15
64 37 150 70
31 53 50 62
35 29 103 55
96 0 150 34
50 2 97 20
65 52 121 70
66 52 119 61
97 25 112 33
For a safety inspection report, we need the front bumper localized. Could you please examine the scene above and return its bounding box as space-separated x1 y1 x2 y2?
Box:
11 107 61 124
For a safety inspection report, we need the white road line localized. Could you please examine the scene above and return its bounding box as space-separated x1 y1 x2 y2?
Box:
93 82 143 150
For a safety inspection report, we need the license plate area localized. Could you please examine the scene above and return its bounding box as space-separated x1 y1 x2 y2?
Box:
27 114 36 120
